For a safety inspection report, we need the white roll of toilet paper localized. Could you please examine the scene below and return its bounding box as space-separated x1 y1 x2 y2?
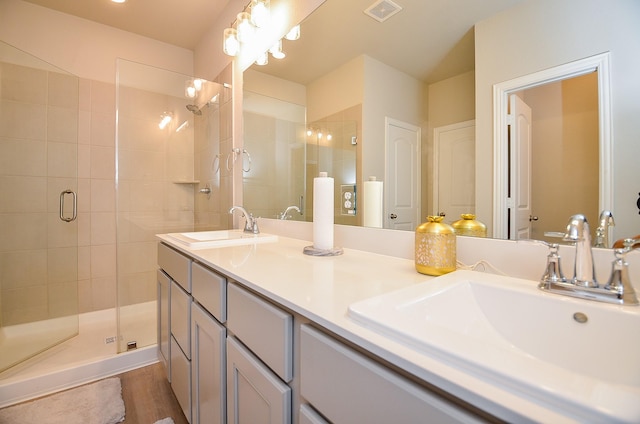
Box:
313 172 334 250
363 177 383 228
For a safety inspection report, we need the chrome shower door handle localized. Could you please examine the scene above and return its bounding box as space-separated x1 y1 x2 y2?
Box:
59 189 77 222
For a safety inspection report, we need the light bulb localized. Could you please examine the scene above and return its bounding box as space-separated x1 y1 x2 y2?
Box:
307 129 313 136
236 12 255 43
251 0 270 28
284 25 300 41
269 40 285 59
327 133 333 141
193 79 203 91
185 84 196 98
255 51 268 66
223 28 239 56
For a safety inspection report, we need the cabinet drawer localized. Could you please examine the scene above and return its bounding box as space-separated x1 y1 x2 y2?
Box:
227 283 293 382
171 280 191 359
158 242 191 292
192 262 227 323
300 325 482 424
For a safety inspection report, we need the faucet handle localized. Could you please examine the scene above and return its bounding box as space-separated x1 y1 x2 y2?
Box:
604 241 639 305
540 243 567 286
249 214 260 234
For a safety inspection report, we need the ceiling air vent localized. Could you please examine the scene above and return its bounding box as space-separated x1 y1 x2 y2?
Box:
364 0 403 23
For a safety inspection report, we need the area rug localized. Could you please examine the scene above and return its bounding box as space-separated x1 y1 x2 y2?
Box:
0 377 125 424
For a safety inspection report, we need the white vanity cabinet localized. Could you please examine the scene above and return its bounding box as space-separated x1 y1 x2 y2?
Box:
299 325 484 424
158 240 491 424
226 282 293 424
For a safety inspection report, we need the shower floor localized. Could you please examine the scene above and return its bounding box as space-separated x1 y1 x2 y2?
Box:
0 301 158 408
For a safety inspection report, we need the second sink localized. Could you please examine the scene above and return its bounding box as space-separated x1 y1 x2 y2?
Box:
348 269 640 423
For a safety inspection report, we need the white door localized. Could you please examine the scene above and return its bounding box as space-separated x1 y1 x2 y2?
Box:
433 121 475 221
509 94 533 240
385 118 420 230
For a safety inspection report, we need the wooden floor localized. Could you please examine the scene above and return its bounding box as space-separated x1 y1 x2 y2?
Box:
0 362 187 423
118 362 188 424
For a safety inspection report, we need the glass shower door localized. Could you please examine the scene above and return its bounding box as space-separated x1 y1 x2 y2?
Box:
0 41 79 372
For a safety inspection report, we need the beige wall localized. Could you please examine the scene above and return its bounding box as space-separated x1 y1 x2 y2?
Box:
475 0 640 240
424 71 475 216
525 74 599 242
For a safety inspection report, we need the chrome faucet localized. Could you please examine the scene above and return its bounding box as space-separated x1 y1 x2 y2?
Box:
594 210 615 248
538 214 639 305
229 206 259 234
278 205 301 220
563 214 597 287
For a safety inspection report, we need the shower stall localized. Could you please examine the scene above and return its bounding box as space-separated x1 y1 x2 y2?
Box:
0 40 80 373
0 43 232 405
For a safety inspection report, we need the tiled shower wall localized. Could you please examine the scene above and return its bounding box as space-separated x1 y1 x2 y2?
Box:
0 62 82 325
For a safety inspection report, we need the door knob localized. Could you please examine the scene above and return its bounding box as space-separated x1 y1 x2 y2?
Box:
529 215 539 222
438 212 446 217
389 213 397 219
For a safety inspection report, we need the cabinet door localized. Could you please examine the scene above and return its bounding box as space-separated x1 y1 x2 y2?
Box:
227 336 291 424
157 270 171 380
191 302 226 424
300 325 483 424
171 280 191 359
299 404 329 424
171 336 192 423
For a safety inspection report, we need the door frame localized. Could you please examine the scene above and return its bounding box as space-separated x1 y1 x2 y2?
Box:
492 52 612 239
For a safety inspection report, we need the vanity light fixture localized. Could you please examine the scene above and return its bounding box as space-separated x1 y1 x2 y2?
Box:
250 0 270 28
269 39 285 59
185 78 205 99
236 12 255 43
158 112 173 130
255 51 269 66
284 25 300 41
222 2 298 60
223 28 240 56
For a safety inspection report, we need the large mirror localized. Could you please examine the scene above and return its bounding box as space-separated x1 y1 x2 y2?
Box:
242 0 639 244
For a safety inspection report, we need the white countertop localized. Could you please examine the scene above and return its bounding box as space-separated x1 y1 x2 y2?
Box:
157 232 634 424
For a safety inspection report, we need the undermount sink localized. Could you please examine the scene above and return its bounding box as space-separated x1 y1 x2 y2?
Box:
165 230 277 249
348 269 640 423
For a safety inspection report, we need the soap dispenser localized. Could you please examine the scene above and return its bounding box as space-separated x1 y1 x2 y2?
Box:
415 216 456 276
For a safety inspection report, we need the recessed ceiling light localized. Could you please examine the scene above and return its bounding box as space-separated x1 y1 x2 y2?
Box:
111 0 127 4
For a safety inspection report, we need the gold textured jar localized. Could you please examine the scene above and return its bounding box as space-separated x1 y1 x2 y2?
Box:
415 216 456 276
451 214 487 237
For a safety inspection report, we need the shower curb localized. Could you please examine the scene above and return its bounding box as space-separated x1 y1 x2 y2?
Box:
0 344 157 408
